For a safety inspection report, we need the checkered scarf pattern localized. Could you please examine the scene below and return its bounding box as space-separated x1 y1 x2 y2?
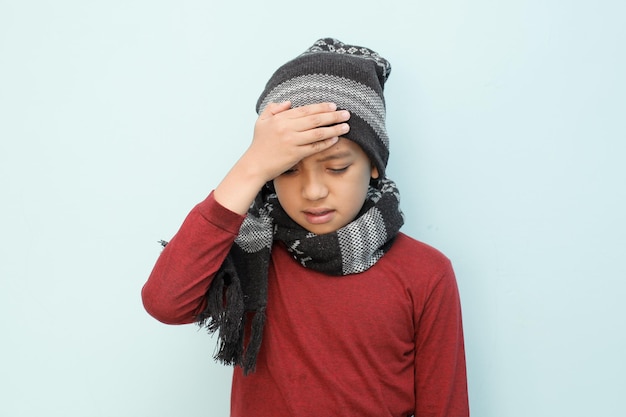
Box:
197 178 404 375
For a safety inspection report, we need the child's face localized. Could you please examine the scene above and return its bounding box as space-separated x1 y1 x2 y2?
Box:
273 138 378 235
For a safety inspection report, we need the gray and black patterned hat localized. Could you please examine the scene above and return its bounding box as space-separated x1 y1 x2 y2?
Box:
256 37 392 177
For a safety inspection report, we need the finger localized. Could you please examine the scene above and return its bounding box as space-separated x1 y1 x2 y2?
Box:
292 109 351 132
285 102 338 119
305 136 341 155
297 122 350 146
260 101 292 119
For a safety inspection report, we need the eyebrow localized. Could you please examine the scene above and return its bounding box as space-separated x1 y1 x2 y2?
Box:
315 151 353 163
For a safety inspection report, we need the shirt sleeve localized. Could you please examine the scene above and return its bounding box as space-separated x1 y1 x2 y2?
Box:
414 260 470 417
141 192 245 324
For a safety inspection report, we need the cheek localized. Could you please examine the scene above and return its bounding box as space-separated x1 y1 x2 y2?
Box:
273 177 291 193
273 178 296 207
343 168 372 202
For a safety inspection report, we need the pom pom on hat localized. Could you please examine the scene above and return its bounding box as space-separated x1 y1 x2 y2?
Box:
256 38 392 177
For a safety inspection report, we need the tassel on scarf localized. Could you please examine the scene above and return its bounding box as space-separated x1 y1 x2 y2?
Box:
197 255 247 371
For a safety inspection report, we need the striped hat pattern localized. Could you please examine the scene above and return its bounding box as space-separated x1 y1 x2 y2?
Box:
256 38 392 177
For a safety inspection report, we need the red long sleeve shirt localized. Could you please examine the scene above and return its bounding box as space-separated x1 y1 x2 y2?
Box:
142 193 469 417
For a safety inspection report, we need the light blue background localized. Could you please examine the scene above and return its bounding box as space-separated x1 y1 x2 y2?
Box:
1 1 625 416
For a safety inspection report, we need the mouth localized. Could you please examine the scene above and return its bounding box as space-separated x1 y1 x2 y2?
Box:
302 209 335 225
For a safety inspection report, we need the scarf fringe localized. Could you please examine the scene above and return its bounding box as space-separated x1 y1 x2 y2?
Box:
242 308 266 375
196 255 245 369
195 255 266 375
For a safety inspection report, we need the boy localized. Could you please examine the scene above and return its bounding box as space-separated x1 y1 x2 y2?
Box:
142 38 469 416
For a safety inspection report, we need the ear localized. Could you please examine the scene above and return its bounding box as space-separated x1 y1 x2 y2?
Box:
371 164 379 179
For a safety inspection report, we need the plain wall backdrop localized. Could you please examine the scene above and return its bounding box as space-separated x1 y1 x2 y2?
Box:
1 1 625 416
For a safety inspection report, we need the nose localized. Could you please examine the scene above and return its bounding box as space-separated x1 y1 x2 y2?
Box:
301 171 328 201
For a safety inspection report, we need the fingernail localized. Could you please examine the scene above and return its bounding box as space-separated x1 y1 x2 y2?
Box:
341 123 350 133
329 102 337 110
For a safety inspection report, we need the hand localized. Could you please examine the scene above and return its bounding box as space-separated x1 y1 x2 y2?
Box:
214 101 350 214
245 101 351 182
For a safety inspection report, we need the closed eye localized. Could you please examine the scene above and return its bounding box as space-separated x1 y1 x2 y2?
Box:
329 165 350 174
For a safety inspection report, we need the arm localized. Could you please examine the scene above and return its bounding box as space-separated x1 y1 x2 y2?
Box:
141 192 244 324
142 102 351 323
414 262 469 417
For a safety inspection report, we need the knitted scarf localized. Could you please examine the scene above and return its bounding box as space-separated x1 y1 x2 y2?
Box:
195 177 404 375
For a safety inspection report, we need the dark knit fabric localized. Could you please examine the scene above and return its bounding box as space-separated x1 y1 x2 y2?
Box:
256 38 392 177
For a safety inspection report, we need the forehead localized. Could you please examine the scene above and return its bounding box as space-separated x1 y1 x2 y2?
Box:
314 137 368 161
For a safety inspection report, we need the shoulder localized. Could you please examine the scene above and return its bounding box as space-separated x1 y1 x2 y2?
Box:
386 232 452 271
376 232 455 290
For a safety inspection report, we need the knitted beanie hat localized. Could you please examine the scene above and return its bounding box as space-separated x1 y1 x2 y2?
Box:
256 38 392 177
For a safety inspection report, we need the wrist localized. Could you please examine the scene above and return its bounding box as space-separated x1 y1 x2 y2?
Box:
214 157 269 215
